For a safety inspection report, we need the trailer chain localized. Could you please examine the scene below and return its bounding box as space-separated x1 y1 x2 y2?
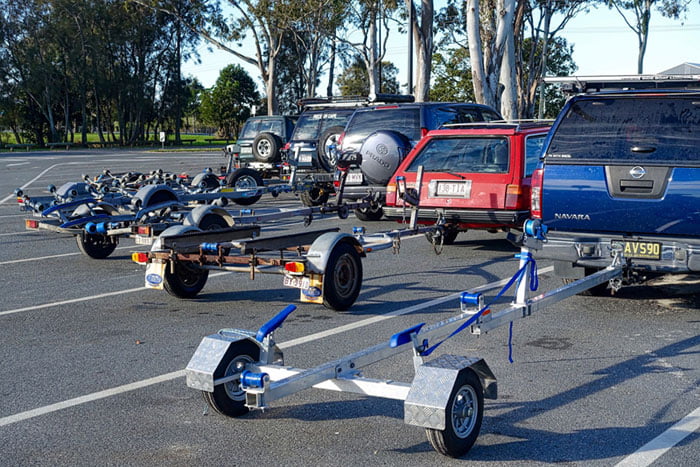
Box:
392 235 401 254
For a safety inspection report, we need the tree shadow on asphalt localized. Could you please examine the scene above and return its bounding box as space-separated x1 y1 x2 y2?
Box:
239 334 699 461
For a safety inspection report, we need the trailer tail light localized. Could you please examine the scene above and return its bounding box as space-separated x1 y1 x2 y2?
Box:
25 219 39 229
136 225 152 236
505 184 523 210
131 252 149 264
285 262 305 274
530 168 544 219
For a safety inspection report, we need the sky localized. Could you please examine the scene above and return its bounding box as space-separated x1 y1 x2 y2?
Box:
181 2 700 93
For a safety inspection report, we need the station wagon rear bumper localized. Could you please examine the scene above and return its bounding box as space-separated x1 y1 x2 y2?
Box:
383 207 529 228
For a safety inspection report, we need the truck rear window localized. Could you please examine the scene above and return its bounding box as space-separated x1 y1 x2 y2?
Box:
547 96 700 165
406 137 509 173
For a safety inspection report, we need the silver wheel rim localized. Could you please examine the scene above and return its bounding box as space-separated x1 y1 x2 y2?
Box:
223 355 254 400
256 140 271 157
235 175 259 189
452 384 478 438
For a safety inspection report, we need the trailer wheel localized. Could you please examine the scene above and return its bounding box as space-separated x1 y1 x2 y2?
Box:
163 262 209 298
426 370 483 458
203 339 260 417
225 168 264 206
75 232 118 259
197 213 229 230
323 242 362 311
300 184 331 206
354 204 383 221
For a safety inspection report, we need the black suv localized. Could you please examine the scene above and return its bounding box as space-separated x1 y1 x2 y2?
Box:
336 102 502 220
236 115 297 164
287 95 414 205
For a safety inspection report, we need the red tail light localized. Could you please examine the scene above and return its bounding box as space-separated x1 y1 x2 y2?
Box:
282 142 290 150
505 184 523 210
421 127 428 138
530 168 544 218
337 131 345 148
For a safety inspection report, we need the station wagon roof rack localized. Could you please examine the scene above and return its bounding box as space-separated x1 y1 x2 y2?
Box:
298 94 414 110
441 119 553 131
543 74 700 94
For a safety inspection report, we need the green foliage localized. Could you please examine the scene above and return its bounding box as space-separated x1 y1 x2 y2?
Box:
199 64 260 138
430 48 475 102
337 56 400 96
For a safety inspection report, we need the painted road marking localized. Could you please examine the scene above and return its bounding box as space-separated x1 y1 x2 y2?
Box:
0 269 551 426
616 406 700 466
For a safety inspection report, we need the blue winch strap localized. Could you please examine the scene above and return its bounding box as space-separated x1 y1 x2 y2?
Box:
422 254 538 357
508 322 514 363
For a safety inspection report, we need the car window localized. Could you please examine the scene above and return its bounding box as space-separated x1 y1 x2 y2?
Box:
292 111 352 140
239 120 259 139
525 134 547 176
346 107 422 141
259 120 283 136
547 96 700 164
406 136 510 173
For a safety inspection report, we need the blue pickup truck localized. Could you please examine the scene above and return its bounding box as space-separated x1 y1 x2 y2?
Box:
530 76 700 294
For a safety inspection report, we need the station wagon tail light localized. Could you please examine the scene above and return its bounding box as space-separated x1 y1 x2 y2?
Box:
386 182 397 193
131 252 149 264
285 262 305 274
25 219 39 229
505 184 523 209
530 168 544 218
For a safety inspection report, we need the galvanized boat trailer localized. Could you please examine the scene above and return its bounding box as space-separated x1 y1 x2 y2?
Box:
185 220 625 457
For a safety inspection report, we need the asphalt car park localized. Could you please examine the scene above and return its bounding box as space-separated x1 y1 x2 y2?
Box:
0 149 698 465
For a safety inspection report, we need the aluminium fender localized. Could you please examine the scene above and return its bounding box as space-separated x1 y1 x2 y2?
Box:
183 205 234 228
305 232 366 274
132 184 178 208
56 182 92 199
72 201 119 218
151 224 201 252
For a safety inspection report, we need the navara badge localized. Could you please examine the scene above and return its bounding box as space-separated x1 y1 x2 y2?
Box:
629 166 646 179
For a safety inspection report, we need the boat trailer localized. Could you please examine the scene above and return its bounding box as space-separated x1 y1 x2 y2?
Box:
185 219 625 457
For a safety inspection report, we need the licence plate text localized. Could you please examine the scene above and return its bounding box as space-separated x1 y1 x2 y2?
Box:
283 275 310 289
619 241 662 260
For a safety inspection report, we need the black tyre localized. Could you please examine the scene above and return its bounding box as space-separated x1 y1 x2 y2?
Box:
323 242 363 311
75 232 118 259
163 262 209 298
563 267 612 296
197 213 230 230
318 125 345 172
354 204 384 221
225 168 264 206
300 184 331 206
203 339 260 417
426 370 483 458
252 132 281 162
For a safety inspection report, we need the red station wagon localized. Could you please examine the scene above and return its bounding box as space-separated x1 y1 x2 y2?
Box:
383 121 552 243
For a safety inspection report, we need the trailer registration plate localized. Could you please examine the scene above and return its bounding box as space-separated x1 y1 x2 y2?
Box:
145 262 165 289
283 275 310 289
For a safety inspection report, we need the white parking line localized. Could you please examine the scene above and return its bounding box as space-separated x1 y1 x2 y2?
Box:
0 244 146 265
0 268 552 426
616 406 700 466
